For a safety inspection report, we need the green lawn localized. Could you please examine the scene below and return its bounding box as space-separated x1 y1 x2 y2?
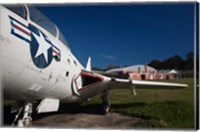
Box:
81 78 195 129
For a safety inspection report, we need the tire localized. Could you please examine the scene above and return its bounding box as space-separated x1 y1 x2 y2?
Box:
100 103 111 115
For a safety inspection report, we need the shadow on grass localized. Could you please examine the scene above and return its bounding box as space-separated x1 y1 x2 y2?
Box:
33 102 146 121
32 103 101 122
111 102 146 109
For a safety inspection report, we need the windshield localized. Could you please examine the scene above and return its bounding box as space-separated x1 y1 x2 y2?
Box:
4 5 27 19
28 6 70 48
58 30 70 48
28 6 57 37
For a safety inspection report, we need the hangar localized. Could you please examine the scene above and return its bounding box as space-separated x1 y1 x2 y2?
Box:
106 64 175 80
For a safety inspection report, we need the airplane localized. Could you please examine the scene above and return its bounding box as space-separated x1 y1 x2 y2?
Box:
0 4 188 127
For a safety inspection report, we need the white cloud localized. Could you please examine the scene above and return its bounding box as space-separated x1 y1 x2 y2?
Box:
100 54 116 60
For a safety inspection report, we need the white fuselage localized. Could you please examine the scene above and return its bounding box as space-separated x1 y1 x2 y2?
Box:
0 5 107 103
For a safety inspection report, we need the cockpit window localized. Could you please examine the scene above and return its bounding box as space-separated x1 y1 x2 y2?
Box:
59 30 69 47
5 5 27 19
28 6 57 37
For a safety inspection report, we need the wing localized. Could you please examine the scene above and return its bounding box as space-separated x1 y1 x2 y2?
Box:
107 78 188 89
73 70 187 97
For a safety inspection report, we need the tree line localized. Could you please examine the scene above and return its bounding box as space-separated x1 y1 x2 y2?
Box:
92 52 197 71
148 52 195 70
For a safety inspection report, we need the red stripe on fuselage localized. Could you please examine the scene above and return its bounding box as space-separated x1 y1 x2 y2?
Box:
14 24 30 36
53 49 61 57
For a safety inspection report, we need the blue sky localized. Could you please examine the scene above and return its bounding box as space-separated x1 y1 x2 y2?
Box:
36 3 195 69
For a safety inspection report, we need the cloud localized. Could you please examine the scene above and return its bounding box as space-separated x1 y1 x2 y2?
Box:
100 54 116 60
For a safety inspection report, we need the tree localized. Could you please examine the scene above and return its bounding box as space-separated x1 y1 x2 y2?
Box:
107 64 117 70
92 67 103 71
185 52 194 70
148 59 161 69
162 55 185 70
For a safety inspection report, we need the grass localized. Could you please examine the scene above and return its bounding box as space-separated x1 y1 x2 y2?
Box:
81 78 195 129
112 101 194 128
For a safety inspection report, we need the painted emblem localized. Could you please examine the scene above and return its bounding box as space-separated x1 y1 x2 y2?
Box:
9 16 61 69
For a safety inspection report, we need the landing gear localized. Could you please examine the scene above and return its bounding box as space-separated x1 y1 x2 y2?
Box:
101 89 111 114
131 85 137 96
12 102 33 127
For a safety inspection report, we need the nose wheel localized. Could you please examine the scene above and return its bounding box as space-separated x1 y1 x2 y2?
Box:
101 89 111 114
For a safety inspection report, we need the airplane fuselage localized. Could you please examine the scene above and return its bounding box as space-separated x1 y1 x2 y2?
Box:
0 5 107 103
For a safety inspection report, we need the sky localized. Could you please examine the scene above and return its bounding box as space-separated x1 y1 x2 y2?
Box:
35 3 195 69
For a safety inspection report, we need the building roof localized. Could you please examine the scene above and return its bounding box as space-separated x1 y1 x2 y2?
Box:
159 69 178 74
169 69 178 74
106 64 157 73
